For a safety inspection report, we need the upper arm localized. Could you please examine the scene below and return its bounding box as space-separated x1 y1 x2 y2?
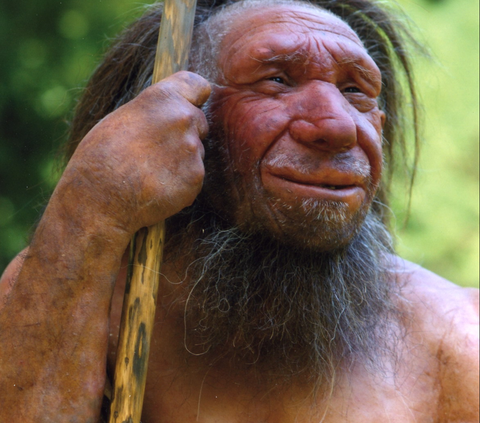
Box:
395 260 479 422
437 288 479 422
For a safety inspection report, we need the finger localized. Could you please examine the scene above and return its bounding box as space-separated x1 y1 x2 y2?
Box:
157 71 212 107
196 109 209 140
193 135 205 161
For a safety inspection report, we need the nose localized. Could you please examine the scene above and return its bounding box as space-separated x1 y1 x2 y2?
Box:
288 83 357 152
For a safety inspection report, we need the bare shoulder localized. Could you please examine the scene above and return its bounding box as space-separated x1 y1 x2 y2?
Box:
391 257 478 328
392 257 479 422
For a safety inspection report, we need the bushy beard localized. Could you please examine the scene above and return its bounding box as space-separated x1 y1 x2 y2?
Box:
165 199 398 388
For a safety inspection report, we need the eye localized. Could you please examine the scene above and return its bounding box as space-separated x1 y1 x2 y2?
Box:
343 86 362 93
268 76 287 84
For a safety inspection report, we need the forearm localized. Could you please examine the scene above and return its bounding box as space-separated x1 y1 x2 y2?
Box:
0 187 130 422
0 71 210 422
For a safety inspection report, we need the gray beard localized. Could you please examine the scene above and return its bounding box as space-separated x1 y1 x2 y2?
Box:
165 202 399 387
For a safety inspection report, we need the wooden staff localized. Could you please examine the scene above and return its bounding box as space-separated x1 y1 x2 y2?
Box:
109 1 197 422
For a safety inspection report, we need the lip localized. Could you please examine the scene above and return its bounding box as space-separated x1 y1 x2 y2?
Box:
262 171 367 205
264 161 367 185
267 165 366 188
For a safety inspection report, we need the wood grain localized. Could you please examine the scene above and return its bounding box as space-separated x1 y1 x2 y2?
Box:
109 1 197 422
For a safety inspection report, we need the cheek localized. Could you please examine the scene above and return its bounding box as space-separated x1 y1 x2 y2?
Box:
220 95 289 174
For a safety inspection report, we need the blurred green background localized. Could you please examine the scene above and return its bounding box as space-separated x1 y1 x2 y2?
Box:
0 0 478 287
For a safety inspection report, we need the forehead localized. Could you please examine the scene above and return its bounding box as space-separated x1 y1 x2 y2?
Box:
222 4 362 45
217 4 378 83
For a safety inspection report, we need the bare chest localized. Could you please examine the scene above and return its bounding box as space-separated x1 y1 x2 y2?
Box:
141 353 440 423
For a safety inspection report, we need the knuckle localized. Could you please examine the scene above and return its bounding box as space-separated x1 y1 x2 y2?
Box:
198 113 209 139
145 80 180 105
183 136 200 154
176 107 207 137
177 108 197 127
151 83 175 102
185 135 206 161
176 70 209 88
187 161 205 188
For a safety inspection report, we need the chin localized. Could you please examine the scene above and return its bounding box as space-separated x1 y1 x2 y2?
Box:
235 196 372 252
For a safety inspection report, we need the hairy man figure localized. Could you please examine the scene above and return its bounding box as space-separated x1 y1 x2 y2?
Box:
0 1 478 422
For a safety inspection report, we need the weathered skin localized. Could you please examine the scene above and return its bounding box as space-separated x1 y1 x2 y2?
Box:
0 72 210 422
0 5 478 423
205 6 384 248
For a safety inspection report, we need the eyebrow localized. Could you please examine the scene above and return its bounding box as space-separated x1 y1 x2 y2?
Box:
252 50 381 85
337 58 382 85
254 51 308 64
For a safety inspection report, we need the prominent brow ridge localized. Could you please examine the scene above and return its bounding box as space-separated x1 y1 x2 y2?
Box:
336 58 381 85
254 53 380 86
256 51 308 64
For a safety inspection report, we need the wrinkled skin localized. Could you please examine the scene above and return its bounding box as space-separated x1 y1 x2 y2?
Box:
0 5 478 423
0 71 210 422
204 6 384 250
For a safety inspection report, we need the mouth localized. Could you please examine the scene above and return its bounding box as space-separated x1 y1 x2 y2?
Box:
264 162 367 189
278 177 361 195
262 171 367 210
274 173 362 192
309 183 354 191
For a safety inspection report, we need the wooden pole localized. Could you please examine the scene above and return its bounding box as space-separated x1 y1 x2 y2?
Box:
109 1 197 422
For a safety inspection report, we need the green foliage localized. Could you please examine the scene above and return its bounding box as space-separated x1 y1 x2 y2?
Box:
393 0 479 287
0 0 478 287
0 0 157 270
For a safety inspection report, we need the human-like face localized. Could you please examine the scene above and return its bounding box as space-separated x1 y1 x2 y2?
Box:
205 5 385 250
